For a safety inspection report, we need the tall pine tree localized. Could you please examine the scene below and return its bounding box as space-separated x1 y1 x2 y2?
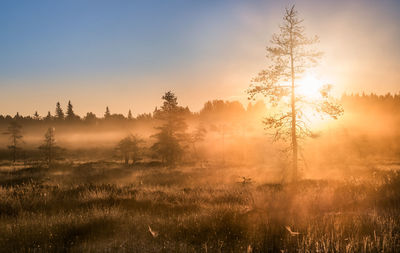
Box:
66 100 79 120
55 102 64 120
151 91 187 165
248 5 343 181
3 121 23 163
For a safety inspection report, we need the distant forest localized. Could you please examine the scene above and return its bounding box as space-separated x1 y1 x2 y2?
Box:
1 93 399 125
1 91 400 169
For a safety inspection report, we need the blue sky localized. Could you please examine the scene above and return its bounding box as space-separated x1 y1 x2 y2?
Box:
0 0 399 116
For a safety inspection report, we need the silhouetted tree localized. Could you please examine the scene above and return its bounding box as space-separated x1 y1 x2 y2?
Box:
116 135 143 165
14 112 22 120
109 113 126 121
55 102 64 120
127 110 133 120
84 112 97 123
33 111 40 120
3 120 23 163
104 106 111 119
152 91 187 165
39 128 62 167
200 100 245 123
66 100 79 121
136 113 152 121
248 5 343 181
44 111 53 121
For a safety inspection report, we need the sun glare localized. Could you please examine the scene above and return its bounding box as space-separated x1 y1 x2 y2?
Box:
297 72 326 100
295 72 336 129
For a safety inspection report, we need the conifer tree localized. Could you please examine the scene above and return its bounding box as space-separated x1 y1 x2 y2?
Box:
152 91 187 165
104 106 111 119
55 102 64 120
248 5 343 181
66 100 78 120
39 128 62 167
45 111 52 121
127 109 133 120
116 135 143 165
3 120 23 163
34 111 40 120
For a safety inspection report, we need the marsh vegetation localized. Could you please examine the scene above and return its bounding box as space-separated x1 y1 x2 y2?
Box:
0 162 400 252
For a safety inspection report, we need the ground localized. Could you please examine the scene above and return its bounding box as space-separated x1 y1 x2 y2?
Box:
0 161 399 252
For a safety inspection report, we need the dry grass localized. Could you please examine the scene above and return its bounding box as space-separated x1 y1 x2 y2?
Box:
0 162 399 252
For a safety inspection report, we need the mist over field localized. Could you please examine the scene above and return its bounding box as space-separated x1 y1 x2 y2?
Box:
2 94 399 179
1 93 400 252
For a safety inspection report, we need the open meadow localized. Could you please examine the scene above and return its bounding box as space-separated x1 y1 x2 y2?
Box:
0 160 399 252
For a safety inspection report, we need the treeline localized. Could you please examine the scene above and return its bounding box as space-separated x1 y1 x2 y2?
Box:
1 93 400 125
0 100 153 124
2 91 400 166
0 99 268 126
0 92 268 166
341 92 400 112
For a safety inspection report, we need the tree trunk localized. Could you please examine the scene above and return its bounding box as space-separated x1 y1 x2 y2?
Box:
48 147 52 168
222 124 225 165
124 153 129 165
12 146 16 164
291 84 298 182
12 136 17 163
290 23 298 182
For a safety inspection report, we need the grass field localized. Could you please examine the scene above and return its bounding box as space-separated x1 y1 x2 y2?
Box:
0 162 399 252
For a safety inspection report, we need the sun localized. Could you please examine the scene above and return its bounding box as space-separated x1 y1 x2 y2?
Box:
296 72 334 129
297 72 326 100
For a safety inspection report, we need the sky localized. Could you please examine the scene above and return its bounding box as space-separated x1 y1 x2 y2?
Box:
0 0 399 117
